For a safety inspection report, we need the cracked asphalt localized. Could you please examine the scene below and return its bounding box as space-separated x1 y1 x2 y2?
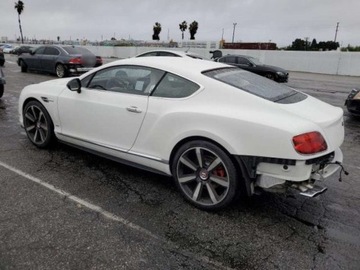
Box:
0 54 360 270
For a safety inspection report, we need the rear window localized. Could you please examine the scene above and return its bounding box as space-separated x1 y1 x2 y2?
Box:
203 67 306 103
62 46 92 55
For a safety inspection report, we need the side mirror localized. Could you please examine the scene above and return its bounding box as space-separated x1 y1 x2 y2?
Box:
67 78 81 93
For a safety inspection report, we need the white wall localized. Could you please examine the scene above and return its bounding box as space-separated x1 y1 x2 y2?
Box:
83 46 360 76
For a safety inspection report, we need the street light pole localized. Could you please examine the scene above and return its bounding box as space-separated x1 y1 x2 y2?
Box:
232 23 237 43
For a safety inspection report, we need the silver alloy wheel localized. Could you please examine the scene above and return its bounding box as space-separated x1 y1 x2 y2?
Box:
56 64 65 78
24 104 49 145
176 146 230 207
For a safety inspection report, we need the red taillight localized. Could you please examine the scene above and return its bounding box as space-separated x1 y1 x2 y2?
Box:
69 57 82 64
292 131 327 154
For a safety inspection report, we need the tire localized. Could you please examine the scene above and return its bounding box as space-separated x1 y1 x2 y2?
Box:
55 64 67 78
20 60 28 72
0 84 3 98
265 73 275 81
23 101 55 148
172 140 240 210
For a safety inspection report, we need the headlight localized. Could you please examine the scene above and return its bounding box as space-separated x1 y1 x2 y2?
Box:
276 71 285 76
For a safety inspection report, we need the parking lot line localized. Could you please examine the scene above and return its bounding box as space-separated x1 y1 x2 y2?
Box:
0 160 233 270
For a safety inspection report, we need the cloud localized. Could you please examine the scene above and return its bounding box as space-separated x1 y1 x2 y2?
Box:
1 0 359 46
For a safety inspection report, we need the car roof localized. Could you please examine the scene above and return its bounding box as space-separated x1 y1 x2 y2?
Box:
103 56 229 77
136 49 205 59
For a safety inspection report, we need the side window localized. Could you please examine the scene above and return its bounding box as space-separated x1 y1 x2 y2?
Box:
158 52 179 57
219 56 236 64
152 73 200 98
138 52 158 57
237 57 250 65
44 47 60 56
34 47 46 55
86 66 165 95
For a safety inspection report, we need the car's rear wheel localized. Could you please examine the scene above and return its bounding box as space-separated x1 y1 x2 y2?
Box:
172 140 240 210
0 84 3 98
56 64 67 78
23 101 54 148
20 60 27 72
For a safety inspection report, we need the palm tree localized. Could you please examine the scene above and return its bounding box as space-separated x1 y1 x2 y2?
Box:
179 21 187 40
152 22 161 40
189 21 198 40
14 1 25 44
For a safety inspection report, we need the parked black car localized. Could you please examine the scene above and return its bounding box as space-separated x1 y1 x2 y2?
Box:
17 45 103 78
11 45 33 55
345 88 360 116
0 68 5 98
216 54 289 82
0 47 5 67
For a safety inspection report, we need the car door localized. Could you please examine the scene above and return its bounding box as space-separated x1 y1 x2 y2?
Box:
26 46 46 70
42 47 60 72
57 65 165 152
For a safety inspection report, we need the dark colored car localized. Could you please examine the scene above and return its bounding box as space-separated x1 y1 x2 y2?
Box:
17 45 103 78
216 54 289 82
11 45 33 55
0 68 5 98
345 88 360 116
0 47 4 67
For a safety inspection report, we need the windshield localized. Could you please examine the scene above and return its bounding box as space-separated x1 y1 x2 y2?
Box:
203 67 306 102
248 56 262 65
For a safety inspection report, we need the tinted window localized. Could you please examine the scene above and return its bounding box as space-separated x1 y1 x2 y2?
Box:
87 66 165 95
203 68 306 102
34 47 46 55
44 47 60 56
137 52 158 57
219 56 237 64
157 52 179 57
152 73 199 98
237 57 250 65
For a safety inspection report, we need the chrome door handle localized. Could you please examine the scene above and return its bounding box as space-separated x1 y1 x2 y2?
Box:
126 106 142 113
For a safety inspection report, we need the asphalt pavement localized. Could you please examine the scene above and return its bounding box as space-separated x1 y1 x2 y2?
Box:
0 54 360 270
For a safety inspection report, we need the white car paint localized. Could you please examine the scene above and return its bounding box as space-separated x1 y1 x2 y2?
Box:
18 57 345 208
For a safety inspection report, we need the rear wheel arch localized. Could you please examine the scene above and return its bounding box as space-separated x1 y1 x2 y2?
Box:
169 136 239 175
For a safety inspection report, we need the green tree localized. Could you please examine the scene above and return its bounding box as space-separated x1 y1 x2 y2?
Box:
14 1 25 44
179 21 187 40
310 38 318 50
152 22 161 40
189 21 198 40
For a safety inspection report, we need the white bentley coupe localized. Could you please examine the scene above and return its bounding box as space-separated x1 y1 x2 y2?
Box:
19 57 345 210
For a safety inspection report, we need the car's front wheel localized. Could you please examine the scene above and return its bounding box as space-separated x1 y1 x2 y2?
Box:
55 64 67 78
23 101 55 148
172 140 240 210
265 73 275 81
20 60 27 72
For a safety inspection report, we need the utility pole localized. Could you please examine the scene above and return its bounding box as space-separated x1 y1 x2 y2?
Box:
232 23 237 43
334 22 339 42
